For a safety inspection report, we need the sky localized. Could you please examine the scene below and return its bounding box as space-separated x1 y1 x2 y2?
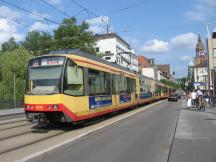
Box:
0 0 216 78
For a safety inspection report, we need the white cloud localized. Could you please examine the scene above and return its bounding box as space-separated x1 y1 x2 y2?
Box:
0 6 24 44
141 39 170 53
29 21 57 31
0 19 24 44
200 0 216 7
86 16 110 34
185 0 216 21
47 0 61 5
185 11 206 22
137 32 197 54
0 6 22 19
170 32 197 50
180 55 192 61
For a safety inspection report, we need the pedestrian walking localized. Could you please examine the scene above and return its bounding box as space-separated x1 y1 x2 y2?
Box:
191 90 196 107
204 92 209 102
187 91 192 108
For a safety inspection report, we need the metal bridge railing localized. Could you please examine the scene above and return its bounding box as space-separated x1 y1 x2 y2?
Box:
0 100 24 109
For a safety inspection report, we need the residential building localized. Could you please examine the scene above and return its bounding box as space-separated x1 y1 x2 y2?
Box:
138 56 156 79
207 32 216 94
156 64 173 79
94 33 138 72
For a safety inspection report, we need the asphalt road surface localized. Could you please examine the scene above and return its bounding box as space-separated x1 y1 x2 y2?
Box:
35 100 181 162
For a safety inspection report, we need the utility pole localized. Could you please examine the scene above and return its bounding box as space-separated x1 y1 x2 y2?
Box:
13 72 16 109
106 24 109 33
206 23 211 95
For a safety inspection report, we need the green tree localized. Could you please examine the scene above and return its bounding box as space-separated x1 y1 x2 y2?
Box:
160 79 180 90
0 47 31 100
1 37 19 53
96 52 105 59
53 17 95 53
22 31 53 56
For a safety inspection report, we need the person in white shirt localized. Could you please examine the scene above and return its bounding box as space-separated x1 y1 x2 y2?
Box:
196 88 203 96
196 88 204 109
191 90 197 106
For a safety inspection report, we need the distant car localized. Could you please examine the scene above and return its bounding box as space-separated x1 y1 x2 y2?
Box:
168 94 178 102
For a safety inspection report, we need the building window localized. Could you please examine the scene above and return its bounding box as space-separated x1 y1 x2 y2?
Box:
105 57 111 60
214 48 216 57
96 47 99 52
105 51 111 54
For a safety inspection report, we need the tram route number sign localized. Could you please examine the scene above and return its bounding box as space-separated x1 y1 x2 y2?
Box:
89 96 112 109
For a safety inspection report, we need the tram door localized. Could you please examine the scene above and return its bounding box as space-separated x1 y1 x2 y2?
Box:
112 74 118 108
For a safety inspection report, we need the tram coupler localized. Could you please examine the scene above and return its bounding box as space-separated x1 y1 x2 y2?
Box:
26 113 47 124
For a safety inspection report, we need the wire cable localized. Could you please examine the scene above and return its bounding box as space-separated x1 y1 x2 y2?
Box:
69 0 97 17
0 0 60 25
107 0 150 15
40 0 71 18
0 14 31 29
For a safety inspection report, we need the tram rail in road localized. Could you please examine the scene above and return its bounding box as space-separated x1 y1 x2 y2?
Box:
0 108 25 121
0 100 165 162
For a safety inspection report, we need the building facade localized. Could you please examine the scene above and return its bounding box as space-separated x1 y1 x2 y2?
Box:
94 33 138 72
207 32 216 94
193 34 208 90
138 56 156 80
156 64 173 79
188 60 194 83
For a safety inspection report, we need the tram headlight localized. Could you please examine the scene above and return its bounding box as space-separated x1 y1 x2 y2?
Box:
47 105 52 110
25 105 33 109
53 105 59 110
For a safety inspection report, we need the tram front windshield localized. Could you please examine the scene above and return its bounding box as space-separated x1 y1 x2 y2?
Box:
27 57 65 95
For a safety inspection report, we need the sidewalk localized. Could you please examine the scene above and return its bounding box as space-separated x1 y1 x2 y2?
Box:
0 108 24 116
169 99 216 162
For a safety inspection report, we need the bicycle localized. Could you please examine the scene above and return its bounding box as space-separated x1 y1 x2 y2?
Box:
196 96 206 111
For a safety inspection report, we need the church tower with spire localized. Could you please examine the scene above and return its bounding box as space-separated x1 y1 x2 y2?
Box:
193 33 208 91
194 33 207 66
196 33 205 57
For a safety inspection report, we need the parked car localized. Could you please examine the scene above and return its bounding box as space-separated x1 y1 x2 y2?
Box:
168 94 178 102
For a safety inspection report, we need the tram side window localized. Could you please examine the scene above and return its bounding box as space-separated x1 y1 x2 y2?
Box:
113 75 120 94
101 72 111 95
89 69 101 95
140 79 146 93
126 77 131 93
64 61 84 96
132 79 136 93
119 75 127 94
111 74 116 94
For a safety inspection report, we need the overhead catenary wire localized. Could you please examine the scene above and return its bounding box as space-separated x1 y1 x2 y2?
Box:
69 0 112 34
39 0 71 18
0 14 31 29
107 0 150 15
74 9 85 17
0 14 52 35
69 0 97 18
0 0 60 25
